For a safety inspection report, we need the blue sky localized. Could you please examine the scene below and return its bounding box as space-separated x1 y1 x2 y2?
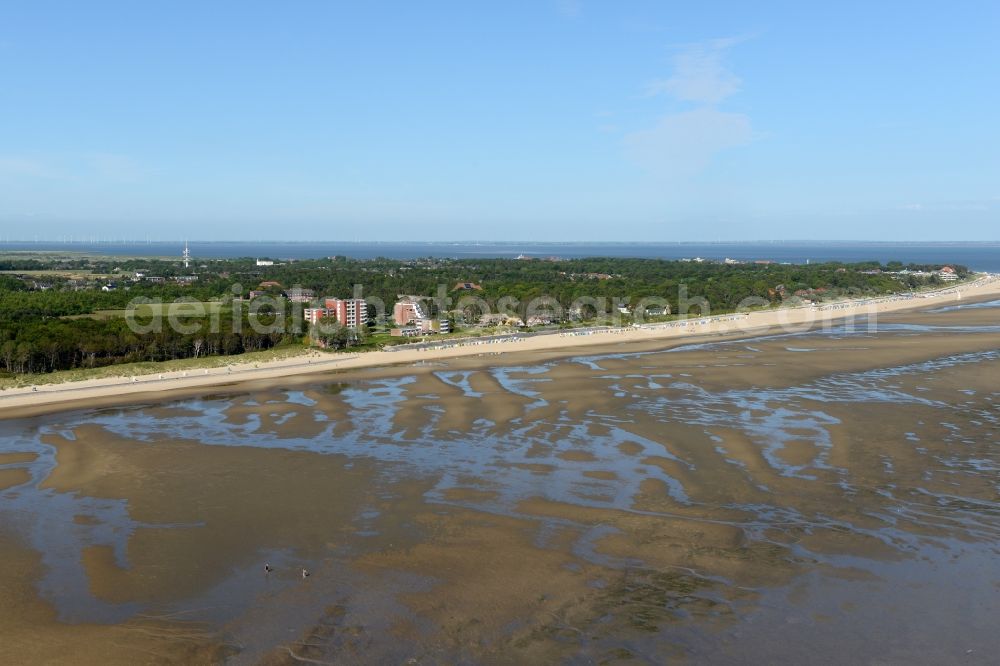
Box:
1 1 998 241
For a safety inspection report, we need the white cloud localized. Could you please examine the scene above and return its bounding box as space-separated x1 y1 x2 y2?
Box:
625 108 751 178
645 38 743 105
625 37 752 180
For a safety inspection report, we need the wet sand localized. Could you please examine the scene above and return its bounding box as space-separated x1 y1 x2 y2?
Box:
0 528 229 664
0 295 999 663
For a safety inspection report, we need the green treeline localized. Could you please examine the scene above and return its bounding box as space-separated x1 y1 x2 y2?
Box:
0 256 969 375
0 309 292 374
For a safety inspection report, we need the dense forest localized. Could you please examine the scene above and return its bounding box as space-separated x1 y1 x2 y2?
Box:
0 314 291 375
0 254 969 375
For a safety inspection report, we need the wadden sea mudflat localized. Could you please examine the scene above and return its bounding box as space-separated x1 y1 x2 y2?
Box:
1 300 999 664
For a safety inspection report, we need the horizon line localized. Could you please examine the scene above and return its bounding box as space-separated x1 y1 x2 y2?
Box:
2 239 1000 245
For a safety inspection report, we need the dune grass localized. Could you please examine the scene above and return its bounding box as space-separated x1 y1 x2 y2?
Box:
0 344 318 390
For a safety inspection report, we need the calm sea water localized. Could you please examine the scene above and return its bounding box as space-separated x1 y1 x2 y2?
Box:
3 241 1000 271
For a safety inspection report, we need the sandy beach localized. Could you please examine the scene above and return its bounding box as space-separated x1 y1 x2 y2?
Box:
2 275 998 418
2 286 999 663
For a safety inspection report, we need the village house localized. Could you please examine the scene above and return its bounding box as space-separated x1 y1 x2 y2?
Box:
938 266 958 281
525 314 556 327
284 287 315 303
478 313 523 327
642 305 669 317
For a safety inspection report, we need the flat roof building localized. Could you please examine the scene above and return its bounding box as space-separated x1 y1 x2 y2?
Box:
324 298 367 327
